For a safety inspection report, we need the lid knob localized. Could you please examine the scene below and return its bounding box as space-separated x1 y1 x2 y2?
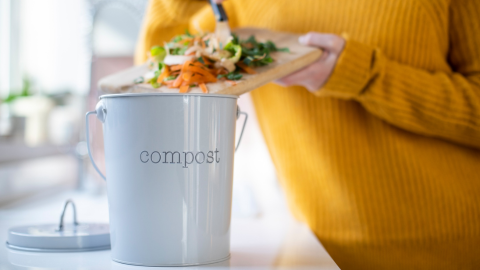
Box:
57 199 79 231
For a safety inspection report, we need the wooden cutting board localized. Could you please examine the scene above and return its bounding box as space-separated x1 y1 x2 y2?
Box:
98 27 322 96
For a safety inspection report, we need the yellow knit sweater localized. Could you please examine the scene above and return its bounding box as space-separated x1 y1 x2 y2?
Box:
135 1 480 269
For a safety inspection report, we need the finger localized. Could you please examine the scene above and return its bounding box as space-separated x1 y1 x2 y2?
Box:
276 54 338 90
273 79 288 87
299 32 344 54
211 0 226 3
277 54 334 85
276 64 317 86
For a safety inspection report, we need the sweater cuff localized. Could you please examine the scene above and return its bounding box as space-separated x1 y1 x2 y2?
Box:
317 38 376 99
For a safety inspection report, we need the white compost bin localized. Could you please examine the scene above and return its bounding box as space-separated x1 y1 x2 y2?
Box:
86 93 247 266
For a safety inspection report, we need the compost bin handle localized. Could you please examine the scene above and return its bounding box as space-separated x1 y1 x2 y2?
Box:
86 104 107 181
235 107 248 152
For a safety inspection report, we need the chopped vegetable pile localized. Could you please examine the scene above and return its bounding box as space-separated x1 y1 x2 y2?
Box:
136 30 288 93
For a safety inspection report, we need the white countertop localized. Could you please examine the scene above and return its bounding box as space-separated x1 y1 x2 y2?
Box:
0 190 339 270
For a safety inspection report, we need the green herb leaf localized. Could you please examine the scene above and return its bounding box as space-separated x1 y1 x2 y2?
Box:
171 47 188 55
185 29 194 38
235 35 288 67
158 62 165 71
227 73 243 80
134 77 144 84
219 71 243 80
231 34 240 45
164 75 178 81
172 35 183 43
147 70 161 87
242 57 254 66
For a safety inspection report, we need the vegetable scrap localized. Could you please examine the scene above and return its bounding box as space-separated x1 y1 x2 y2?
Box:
135 30 289 93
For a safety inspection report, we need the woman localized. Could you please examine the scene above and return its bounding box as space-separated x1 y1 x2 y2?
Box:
135 1 480 269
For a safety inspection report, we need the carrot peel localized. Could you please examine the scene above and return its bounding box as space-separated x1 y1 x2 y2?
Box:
157 66 170 83
199 83 208 93
179 84 190 93
236 62 256 74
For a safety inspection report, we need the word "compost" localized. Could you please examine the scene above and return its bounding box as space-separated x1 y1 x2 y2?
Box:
140 149 220 168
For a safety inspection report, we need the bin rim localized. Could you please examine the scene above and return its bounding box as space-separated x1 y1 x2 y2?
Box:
99 93 239 99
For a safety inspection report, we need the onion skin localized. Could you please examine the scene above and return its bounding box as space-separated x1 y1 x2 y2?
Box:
163 55 195 65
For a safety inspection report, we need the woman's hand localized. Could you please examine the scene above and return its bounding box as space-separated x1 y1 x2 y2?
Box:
275 32 345 92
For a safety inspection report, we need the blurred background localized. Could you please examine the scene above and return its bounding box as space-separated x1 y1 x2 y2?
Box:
0 0 285 218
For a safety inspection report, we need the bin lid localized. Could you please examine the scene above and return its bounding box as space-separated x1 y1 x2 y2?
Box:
6 200 110 252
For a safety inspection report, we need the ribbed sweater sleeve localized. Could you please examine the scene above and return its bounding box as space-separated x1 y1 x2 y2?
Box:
319 0 480 149
134 0 207 64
